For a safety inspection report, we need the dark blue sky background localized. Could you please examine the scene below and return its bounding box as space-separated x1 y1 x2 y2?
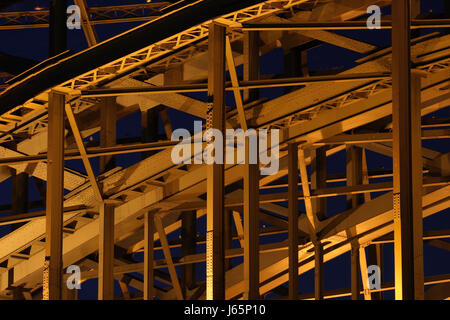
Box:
0 0 448 300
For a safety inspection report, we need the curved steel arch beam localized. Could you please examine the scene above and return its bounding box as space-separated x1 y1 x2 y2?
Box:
0 0 291 115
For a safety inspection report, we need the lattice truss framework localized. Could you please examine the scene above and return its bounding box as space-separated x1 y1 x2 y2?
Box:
0 2 172 29
0 0 448 300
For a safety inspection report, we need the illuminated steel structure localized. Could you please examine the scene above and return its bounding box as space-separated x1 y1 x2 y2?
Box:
0 0 448 300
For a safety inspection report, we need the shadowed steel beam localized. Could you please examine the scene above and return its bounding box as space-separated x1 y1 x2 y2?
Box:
243 135 260 300
312 147 326 300
288 142 299 299
206 22 226 300
243 31 259 103
346 146 364 214
224 209 233 271
181 211 197 296
314 241 324 300
98 202 115 300
411 0 421 38
284 44 307 94
392 0 424 300
362 147 384 295
160 108 173 140
99 97 117 173
224 209 233 270
311 147 327 220
346 146 364 300
362 147 379 300
141 106 160 160
143 211 155 300
49 0 67 56
361 147 372 203
242 30 260 300
350 241 361 300
43 91 65 300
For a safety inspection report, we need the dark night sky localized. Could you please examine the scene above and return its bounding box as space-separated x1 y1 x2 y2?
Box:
0 0 448 300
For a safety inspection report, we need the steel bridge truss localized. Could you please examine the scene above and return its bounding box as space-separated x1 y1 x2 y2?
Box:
0 0 448 300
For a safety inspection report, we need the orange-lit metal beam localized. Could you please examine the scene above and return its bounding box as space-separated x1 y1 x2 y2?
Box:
43 91 65 300
242 30 260 300
74 0 99 47
143 210 155 300
206 22 226 300
288 142 299 300
98 202 115 300
392 0 424 300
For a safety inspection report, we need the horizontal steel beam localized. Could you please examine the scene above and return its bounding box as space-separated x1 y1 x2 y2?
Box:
145 226 287 252
80 73 392 97
241 19 450 31
312 129 450 146
260 169 430 190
